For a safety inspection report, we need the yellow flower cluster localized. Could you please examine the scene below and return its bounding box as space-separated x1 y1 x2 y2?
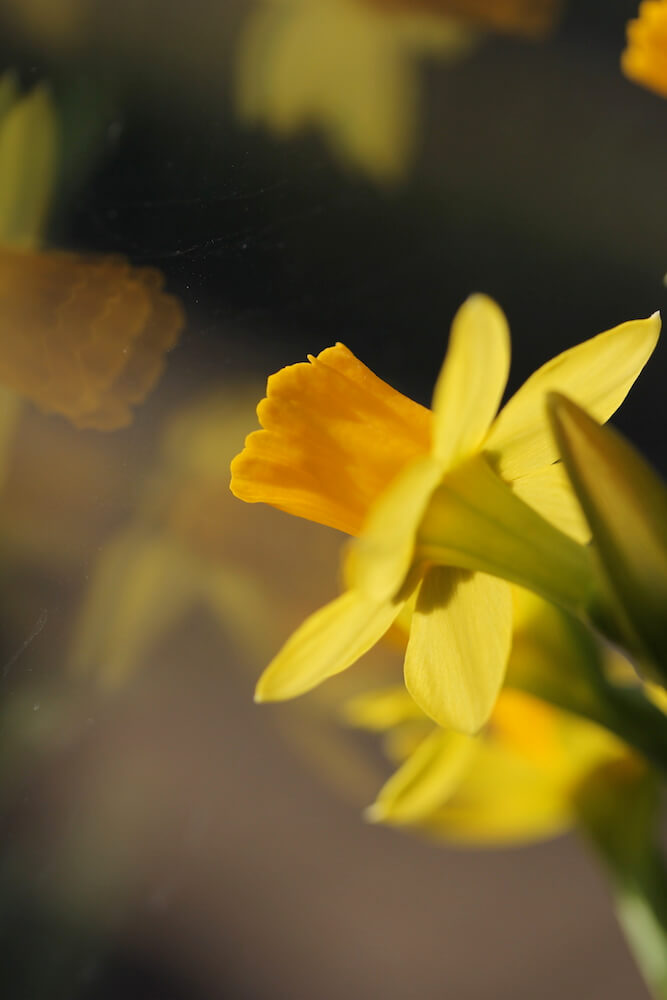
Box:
230 295 664 850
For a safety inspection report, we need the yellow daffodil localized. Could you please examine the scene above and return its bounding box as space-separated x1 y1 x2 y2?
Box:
358 686 641 845
236 0 472 183
231 295 660 734
236 0 561 181
346 588 644 845
622 0 667 98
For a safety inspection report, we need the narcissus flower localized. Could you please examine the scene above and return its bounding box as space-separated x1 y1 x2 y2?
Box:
236 0 561 182
356 687 640 844
231 295 659 733
622 0 667 99
0 249 184 429
236 0 471 182
347 588 644 844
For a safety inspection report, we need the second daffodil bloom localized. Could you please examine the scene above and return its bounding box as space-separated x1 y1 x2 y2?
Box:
231 296 660 733
236 0 561 181
622 0 667 99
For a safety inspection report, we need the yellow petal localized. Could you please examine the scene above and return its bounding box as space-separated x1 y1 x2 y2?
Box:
509 462 590 543
347 453 443 601
404 566 513 733
71 531 197 687
424 739 571 844
366 727 475 825
230 342 431 537
484 313 661 480
255 588 409 702
0 82 57 249
432 294 510 469
341 685 427 730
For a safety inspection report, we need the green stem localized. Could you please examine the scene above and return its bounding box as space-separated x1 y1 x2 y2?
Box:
507 605 667 779
575 771 667 999
597 684 667 782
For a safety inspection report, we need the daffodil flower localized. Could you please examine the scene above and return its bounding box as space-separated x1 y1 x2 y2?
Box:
236 0 561 181
345 587 645 844
352 685 641 844
622 0 667 99
236 0 472 182
231 295 660 733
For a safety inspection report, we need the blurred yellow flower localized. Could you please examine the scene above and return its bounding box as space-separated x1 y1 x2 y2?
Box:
237 0 469 181
622 0 667 98
0 74 184 432
231 295 659 733
0 249 184 430
237 0 561 180
71 390 342 686
362 687 639 845
348 589 642 845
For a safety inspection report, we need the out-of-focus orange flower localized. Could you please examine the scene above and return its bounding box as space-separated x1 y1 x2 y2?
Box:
0 248 184 430
622 0 667 98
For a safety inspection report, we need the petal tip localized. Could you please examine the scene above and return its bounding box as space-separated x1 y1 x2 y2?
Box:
253 682 268 703
363 803 385 824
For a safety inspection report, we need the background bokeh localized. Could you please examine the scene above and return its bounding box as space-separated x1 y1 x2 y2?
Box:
0 1 664 997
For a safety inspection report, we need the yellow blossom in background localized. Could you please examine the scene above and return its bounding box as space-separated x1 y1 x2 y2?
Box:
231 295 659 733
0 249 184 430
237 0 559 181
237 0 562 181
345 589 643 845
0 72 184 433
622 0 667 98
71 390 343 687
363 688 640 845
237 0 471 182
